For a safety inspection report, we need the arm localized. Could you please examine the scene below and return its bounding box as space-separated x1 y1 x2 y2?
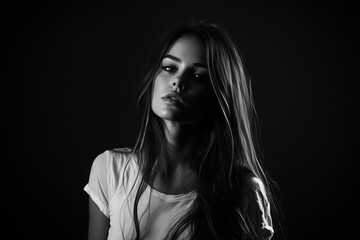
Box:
243 177 274 240
88 197 110 240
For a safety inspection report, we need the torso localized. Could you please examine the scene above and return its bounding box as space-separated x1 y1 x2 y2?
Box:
106 149 197 240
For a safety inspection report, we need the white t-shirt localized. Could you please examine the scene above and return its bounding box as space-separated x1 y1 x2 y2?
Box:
84 148 274 240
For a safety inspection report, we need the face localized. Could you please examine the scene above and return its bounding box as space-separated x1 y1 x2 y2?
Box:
151 35 213 124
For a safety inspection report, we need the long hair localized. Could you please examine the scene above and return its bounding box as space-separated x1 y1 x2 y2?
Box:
129 21 280 240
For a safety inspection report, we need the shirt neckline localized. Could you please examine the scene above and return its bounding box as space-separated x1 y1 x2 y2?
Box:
146 185 197 201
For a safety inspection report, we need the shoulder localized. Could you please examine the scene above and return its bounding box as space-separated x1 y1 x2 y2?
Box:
247 176 267 194
89 147 139 192
239 172 269 208
243 176 270 214
92 147 133 166
233 167 266 193
235 169 274 239
233 167 271 217
90 147 137 177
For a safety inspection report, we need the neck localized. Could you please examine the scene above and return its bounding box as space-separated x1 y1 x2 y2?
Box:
152 120 201 194
161 120 200 168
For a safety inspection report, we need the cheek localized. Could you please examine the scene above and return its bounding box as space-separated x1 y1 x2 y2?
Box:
151 76 164 110
186 88 214 116
152 75 166 94
191 86 212 105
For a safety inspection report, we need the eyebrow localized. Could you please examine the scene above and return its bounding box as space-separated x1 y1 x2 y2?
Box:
163 54 207 68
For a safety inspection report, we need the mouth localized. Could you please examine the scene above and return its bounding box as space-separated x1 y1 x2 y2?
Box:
161 92 186 107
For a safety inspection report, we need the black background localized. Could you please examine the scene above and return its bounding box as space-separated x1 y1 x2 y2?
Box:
2 0 356 239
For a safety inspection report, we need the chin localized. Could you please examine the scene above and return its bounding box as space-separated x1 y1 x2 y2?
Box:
152 107 203 125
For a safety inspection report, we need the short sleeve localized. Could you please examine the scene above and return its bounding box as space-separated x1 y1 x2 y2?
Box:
84 150 112 218
243 177 274 240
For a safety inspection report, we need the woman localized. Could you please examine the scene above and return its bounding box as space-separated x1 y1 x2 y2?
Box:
85 21 277 240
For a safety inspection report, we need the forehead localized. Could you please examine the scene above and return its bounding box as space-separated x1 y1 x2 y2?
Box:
167 35 206 63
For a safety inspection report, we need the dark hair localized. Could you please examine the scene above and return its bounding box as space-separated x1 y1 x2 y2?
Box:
128 21 280 240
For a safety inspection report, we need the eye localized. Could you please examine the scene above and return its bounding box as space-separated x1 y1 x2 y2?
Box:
193 72 209 82
162 65 177 73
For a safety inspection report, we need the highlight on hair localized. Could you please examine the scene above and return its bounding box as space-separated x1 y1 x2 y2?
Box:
126 21 281 240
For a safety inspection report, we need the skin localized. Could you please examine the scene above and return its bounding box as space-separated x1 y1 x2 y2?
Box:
88 198 109 240
151 35 213 194
87 35 213 240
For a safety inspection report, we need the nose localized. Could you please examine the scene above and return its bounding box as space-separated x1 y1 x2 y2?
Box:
171 77 185 91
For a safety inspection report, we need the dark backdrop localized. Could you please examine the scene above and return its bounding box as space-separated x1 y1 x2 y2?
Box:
2 1 356 239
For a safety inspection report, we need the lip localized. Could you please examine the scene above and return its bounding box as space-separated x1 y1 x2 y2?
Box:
161 92 186 107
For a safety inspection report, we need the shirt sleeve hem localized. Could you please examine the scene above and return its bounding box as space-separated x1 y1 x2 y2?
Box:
84 184 110 218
